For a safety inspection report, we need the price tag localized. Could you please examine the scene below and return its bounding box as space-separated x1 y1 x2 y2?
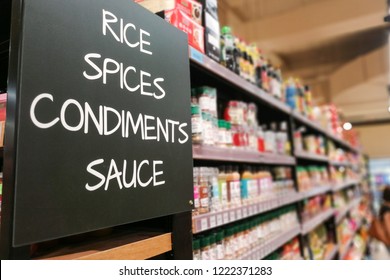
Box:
223 212 229 223
209 215 216 228
200 218 208 231
230 210 236 221
189 47 204 64
243 207 248 218
217 214 223 226
236 209 242 220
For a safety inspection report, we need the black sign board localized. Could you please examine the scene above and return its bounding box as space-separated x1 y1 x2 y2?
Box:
11 0 193 246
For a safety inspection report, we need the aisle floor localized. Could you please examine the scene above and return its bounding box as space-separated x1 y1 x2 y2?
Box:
369 241 390 260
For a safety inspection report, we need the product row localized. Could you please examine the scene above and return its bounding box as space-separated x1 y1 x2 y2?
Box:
193 206 299 260
192 166 294 215
191 86 290 154
301 194 332 223
296 165 360 192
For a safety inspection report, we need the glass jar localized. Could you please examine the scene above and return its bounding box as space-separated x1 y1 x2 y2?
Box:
191 105 203 144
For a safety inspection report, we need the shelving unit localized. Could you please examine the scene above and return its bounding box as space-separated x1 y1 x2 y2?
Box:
0 2 368 260
188 40 364 260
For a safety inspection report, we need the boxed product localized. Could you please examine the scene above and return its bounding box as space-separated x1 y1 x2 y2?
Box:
175 0 203 25
134 0 175 13
165 9 205 53
200 0 220 62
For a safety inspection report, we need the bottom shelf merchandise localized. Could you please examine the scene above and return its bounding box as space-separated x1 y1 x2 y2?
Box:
263 238 301 260
193 206 299 260
302 224 336 260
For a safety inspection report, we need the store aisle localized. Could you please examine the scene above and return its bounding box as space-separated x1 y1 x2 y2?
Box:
369 240 390 260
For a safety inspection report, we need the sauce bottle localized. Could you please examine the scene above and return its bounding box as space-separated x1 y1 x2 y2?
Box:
240 165 251 205
199 167 210 214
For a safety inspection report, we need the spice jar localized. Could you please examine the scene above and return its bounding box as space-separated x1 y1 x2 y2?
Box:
191 105 203 144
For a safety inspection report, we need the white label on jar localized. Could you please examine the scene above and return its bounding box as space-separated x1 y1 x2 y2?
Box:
225 241 233 259
191 117 202 134
199 96 209 112
200 197 209 208
209 246 217 260
225 131 233 145
201 249 210 260
221 182 228 206
193 251 201 260
217 244 225 260
218 129 225 145
228 109 240 125
233 181 241 206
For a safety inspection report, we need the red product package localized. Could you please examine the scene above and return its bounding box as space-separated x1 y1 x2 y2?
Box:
166 9 204 53
175 0 203 25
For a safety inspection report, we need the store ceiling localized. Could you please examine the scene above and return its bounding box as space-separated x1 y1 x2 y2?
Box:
219 0 390 124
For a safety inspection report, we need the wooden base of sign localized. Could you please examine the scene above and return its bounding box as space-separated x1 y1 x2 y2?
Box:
33 231 172 260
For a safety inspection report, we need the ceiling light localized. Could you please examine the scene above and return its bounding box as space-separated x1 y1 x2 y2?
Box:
343 122 352 130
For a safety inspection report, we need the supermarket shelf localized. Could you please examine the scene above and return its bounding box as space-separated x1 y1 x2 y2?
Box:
192 145 296 165
294 150 329 162
335 198 361 224
324 244 339 260
300 185 332 199
35 232 172 260
291 111 328 135
189 46 291 114
240 225 301 260
332 180 360 192
301 208 335 235
192 191 302 234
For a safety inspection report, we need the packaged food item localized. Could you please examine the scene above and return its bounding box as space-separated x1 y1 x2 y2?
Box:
166 9 205 53
200 0 220 62
220 26 239 73
176 0 203 24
